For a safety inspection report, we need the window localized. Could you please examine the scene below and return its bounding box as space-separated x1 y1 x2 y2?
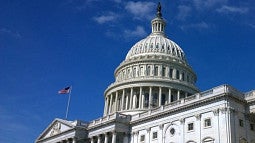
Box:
152 132 157 139
239 119 244 127
251 124 254 131
140 135 145 142
162 67 166 77
169 68 173 78
204 118 211 127
176 70 180 79
147 66 151 76
154 66 159 76
140 66 144 76
170 128 175 135
188 123 194 131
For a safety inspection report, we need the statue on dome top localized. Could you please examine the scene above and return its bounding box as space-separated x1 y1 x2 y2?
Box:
157 2 162 18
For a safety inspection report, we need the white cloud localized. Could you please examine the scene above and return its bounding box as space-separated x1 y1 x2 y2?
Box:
93 12 118 24
216 5 249 14
124 26 147 39
125 1 155 20
177 5 192 21
193 0 227 10
181 22 210 30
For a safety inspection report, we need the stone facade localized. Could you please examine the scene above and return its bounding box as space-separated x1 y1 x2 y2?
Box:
36 3 255 143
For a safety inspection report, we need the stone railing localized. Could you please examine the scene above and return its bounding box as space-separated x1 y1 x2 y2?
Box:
131 84 244 121
88 112 131 128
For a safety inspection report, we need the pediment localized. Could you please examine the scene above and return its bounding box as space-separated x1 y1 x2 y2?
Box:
37 118 75 141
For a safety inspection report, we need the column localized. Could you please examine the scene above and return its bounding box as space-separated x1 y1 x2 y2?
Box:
121 89 125 110
115 91 118 112
91 137 94 143
139 87 142 109
109 94 113 113
141 94 144 109
112 131 116 143
104 97 108 115
97 135 101 143
159 124 164 143
168 88 171 103
177 90 180 100
123 132 129 143
195 114 201 143
125 94 129 110
149 87 152 109
159 87 162 106
72 137 76 143
104 133 109 143
146 128 151 143
129 88 133 109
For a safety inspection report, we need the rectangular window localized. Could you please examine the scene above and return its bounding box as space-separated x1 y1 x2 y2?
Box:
239 119 244 127
251 124 254 131
169 68 173 78
140 66 144 76
162 67 166 77
188 123 194 131
155 66 159 76
152 132 157 139
204 118 211 127
140 135 145 142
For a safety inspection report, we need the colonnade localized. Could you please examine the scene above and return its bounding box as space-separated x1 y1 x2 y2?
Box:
90 131 128 143
104 86 191 115
56 137 76 143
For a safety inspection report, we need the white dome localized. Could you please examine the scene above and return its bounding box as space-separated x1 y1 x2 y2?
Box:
125 34 186 62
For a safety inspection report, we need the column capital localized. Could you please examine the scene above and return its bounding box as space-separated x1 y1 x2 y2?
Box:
179 118 185 124
146 127 151 132
213 108 219 116
195 114 201 120
159 124 164 130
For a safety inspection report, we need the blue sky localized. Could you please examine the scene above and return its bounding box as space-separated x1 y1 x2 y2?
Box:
0 0 255 142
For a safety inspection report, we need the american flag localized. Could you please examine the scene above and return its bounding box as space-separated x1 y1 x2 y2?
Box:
58 86 70 94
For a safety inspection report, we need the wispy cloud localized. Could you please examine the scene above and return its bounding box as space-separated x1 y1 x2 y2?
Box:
180 22 210 31
125 1 155 20
124 26 147 39
216 5 249 14
0 28 21 39
177 5 192 21
94 12 119 24
193 0 227 10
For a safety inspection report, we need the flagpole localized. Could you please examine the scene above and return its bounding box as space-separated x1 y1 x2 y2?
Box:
65 86 72 119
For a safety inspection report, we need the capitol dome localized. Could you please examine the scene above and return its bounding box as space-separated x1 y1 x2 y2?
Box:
103 3 199 116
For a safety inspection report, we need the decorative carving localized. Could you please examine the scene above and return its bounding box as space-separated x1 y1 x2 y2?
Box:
213 109 219 116
220 107 228 114
195 114 201 120
50 122 61 136
179 118 185 124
